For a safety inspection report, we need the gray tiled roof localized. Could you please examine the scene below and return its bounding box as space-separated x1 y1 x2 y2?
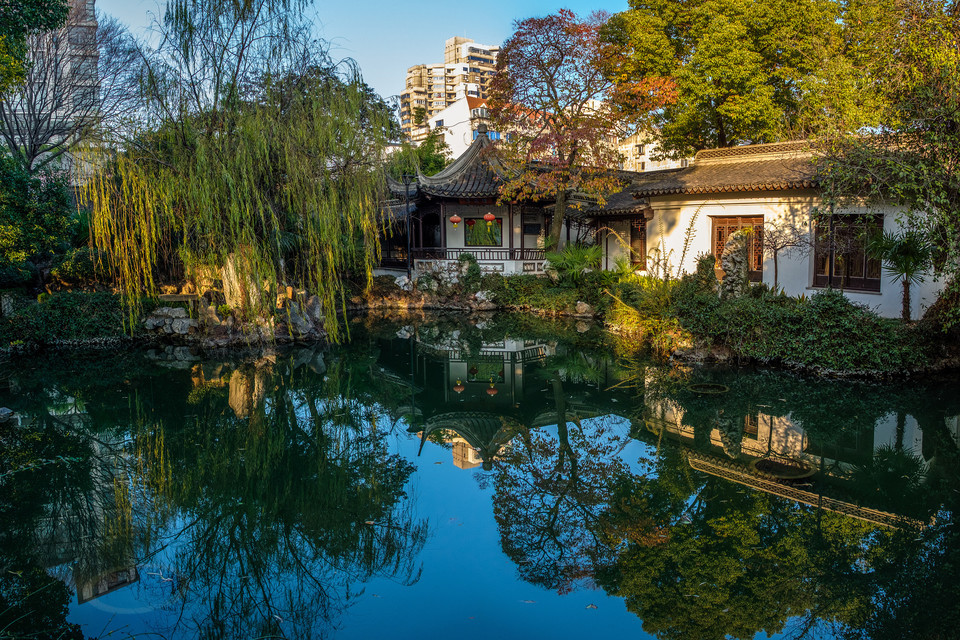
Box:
416 132 510 198
630 142 820 197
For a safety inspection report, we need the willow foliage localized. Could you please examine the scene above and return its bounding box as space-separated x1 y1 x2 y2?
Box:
80 0 394 341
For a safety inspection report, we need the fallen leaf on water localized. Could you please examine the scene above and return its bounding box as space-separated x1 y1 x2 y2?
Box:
521 600 536 604
585 604 598 609
434 462 443 465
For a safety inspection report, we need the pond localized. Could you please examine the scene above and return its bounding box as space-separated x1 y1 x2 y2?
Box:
1 312 959 640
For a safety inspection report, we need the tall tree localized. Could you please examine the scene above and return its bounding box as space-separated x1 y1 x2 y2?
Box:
819 0 960 329
0 0 69 93
603 0 886 156
489 9 673 249
80 0 395 338
0 9 141 172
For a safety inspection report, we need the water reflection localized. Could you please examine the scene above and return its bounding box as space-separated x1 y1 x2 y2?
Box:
1 313 959 639
1 348 427 638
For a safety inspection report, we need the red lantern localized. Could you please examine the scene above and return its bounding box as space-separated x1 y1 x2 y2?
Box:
449 214 462 228
453 379 465 394
466 219 476 227
486 378 498 396
484 211 496 229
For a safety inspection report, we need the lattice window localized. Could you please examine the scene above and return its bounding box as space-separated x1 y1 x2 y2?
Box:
711 216 764 282
630 219 647 265
813 214 882 292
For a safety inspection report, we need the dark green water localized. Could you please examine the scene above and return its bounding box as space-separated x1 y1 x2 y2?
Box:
1 313 958 640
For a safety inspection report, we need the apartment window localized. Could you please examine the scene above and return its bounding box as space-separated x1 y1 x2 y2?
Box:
434 120 444 128
813 214 883 292
635 144 645 156
640 161 645 171
711 216 764 282
681 158 689 168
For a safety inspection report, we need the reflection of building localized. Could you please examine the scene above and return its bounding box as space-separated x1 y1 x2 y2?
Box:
416 412 524 471
375 320 637 471
643 391 960 528
77 567 139 604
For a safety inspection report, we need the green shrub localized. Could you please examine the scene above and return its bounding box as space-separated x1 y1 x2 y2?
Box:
50 247 99 287
0 292 126 346
545 244 602 287
669 285 930 371
0 154 74 268
459 253 482 294
485 273 579 313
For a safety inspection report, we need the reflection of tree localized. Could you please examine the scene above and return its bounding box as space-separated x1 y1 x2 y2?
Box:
0 401 133 638
841 510 960 640
0 345 427 639
492 373 641 593
597 475 895 640
127 353 427 638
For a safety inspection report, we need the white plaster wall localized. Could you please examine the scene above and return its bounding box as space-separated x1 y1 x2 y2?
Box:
638 190 946 320
428 100 473 158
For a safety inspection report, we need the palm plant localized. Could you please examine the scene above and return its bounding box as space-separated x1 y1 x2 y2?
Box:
867 230 932 321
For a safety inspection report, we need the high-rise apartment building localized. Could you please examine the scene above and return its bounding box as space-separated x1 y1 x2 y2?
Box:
399 36 499 142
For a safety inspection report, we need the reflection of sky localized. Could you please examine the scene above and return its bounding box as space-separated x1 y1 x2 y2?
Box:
64 410 658 638
338 423 656 640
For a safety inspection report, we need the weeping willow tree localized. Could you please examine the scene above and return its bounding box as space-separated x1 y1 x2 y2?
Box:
79 0 396 340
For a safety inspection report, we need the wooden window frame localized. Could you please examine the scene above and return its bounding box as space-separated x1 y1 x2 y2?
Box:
710 216 764 283
812 214 882 292
630 219 647 265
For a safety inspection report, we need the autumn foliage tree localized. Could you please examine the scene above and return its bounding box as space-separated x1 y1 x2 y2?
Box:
488 9 674 249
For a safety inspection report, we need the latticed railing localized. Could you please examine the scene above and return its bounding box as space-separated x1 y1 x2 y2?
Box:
685 450 925 530
412 248 545 261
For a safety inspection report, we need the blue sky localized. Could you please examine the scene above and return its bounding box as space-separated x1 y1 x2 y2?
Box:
95 0 629 100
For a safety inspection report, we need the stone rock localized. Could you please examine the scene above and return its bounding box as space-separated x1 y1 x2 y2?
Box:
143 317 164 331
221 253 264 311
285 300 314 336
305 295 323 323
199 305 221 327
576 321 591 333
0 407 14 423
396 326 413 339
0 294 13 317
475 290 492 303
170 317 199 335
718 229 751 300
395 275 413 292
576 301 593 316
153 306 188 319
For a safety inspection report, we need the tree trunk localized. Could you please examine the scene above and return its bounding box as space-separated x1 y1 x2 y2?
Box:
773 250 779 290
549 189 567 250
902 279 911 321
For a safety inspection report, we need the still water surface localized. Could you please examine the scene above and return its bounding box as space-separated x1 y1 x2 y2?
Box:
1 313 959 639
